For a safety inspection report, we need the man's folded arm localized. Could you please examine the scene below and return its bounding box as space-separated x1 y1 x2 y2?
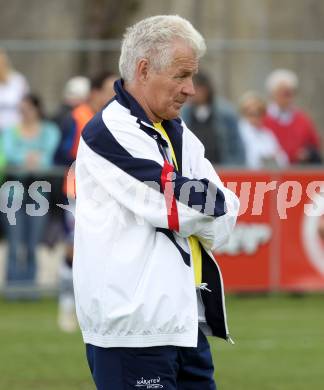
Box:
192 157 240 251
77 121 236 241
181 122 240 250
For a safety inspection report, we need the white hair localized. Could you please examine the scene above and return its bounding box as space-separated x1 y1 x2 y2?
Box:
119 15 206 81
63 76 90 101
266 69 299 94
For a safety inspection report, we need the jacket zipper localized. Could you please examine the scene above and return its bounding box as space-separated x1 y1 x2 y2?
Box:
206 248 235 344
143 120 234 343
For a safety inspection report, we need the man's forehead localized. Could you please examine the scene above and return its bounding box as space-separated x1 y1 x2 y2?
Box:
168 41 198 67
170 53 199 72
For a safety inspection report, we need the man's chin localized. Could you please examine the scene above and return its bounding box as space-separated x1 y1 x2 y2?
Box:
159 107 182 121
169 107 182 119
165 112 180 120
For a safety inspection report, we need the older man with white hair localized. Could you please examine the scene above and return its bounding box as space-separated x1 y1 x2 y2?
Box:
264 68 321 164
73 15 239 390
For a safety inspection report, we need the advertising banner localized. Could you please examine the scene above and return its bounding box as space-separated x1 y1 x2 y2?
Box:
279 171 324 290
215 169 324 292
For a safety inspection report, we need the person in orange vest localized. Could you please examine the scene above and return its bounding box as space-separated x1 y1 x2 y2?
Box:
58 71 117 332
53 76 90 164
56 71 117 167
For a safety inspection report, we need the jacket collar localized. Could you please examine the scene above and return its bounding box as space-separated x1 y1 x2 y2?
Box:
114 78 154 126
114 78 182 128
114 78 183 173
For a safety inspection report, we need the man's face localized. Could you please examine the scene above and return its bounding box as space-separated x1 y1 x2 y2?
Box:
243 101 265 129
272 82 296 110
143 42 198 121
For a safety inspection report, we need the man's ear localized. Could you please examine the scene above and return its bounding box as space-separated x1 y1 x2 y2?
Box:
136 59 150 84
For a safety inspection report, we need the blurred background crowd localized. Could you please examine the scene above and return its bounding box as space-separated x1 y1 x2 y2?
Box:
0 3 323 390
0 0 323 328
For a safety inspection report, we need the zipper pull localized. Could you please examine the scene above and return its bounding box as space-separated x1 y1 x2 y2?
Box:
198 283 212 292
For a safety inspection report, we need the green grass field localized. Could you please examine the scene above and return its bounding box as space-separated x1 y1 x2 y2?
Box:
1 294 323 390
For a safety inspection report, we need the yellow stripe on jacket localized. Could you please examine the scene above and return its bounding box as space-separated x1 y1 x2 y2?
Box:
154 122 202 285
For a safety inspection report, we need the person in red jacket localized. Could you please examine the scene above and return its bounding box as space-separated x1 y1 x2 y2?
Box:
264 69 322 164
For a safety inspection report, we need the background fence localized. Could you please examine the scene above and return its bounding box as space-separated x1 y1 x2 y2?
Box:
2 38 324 140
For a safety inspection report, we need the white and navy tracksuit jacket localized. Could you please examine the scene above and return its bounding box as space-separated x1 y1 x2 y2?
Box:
73 79 240 348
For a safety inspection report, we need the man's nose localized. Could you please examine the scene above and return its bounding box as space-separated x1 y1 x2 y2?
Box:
182 78 195 96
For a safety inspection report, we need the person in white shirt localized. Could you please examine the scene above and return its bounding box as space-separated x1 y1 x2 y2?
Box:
0 49 29 131
238 91 288 169
73 15 239 390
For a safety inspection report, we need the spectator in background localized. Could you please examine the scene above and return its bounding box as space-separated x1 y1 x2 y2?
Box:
57 71 117 332
239 91 288 169
58 76 90 117
2 93 60 297
264 69 322 164
53 76 90 146
181 72 245 165
0 49 29 131
55 71 117 167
